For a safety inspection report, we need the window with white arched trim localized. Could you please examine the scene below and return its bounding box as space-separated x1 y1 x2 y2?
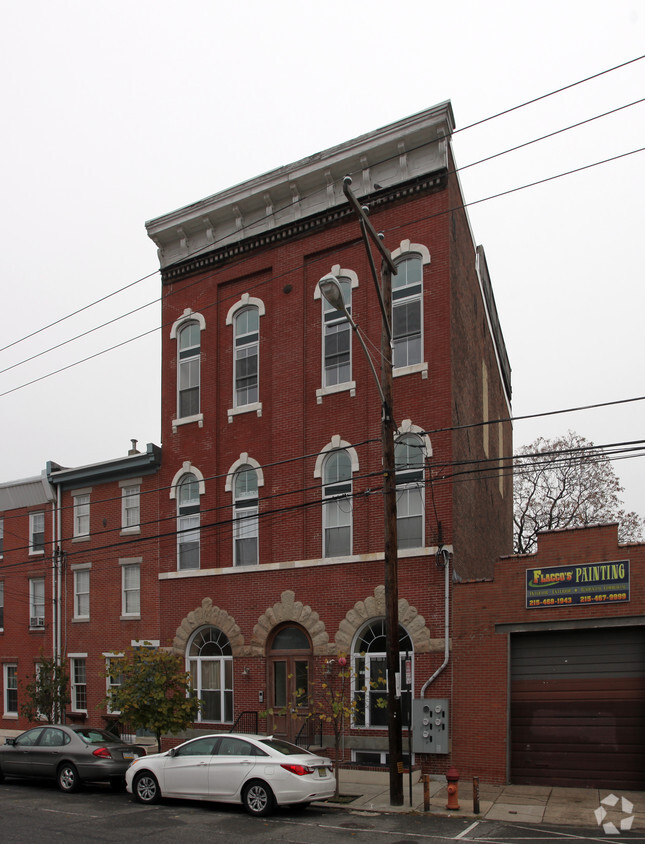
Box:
392 255 423 368
234 307 259 408
395 433 426 549
170 310 206 426
233 465 259 566
322 275 352 387
322 449 352 557
352 619 413 727
187 626 233 723
177 473 200 570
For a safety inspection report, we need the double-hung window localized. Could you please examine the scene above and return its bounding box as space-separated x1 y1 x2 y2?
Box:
121 484 140 531
73 569 90 619
70 657 87 712
322 276 352 387
4 664 18 716
178 321 201 418
177 474 200 570
323 450 352 557
29 512 45 554
233 307 259 408
395 434 425 549
233 466 259 566
392 255 423 369
73 492 90 538
121 562 140 616
29 578 45 628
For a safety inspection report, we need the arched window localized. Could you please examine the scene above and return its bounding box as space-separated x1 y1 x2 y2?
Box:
322 276 352 387
323 449 352 557
392 255 423 369
177 473 200 570
233 465 259 566
187 626 233 723
177 320 201 418
234 307 259 408
395 433 425 549
352 619 413 727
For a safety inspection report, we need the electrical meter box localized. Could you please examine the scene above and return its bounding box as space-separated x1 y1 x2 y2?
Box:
412 698 449 754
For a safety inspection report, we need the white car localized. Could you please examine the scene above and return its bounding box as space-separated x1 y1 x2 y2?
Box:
125 733 334 816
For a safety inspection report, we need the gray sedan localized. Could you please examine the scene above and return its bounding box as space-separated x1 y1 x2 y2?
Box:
0 725 146 792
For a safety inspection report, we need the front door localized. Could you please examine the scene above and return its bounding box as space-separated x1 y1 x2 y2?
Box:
267 625 312 743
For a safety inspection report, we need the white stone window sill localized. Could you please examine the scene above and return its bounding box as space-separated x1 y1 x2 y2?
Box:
393 362 428 379
228 402 262 423
316 381 356 403
172 413 204 433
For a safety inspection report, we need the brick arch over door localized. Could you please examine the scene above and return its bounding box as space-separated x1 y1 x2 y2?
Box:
334 585 441 654
171 598 247 657
250 590 331 657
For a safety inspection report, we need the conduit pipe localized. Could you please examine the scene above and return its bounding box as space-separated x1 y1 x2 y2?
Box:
421 548 450 696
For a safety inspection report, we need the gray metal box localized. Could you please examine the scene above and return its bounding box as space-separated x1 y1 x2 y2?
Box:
412 698 449 754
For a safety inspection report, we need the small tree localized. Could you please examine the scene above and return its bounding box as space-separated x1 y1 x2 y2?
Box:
20 653 70 724
514 431 644 554
102 644 200 751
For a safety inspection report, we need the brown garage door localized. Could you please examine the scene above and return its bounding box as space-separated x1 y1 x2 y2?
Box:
511 626 645 789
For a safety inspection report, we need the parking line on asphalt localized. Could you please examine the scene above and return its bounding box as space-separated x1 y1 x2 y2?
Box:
455 821 480 839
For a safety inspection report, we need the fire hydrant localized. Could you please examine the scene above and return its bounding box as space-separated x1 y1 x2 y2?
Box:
446 765 460 810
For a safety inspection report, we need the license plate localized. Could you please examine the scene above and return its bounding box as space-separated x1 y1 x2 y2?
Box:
123 753 137 760
318 768 328 778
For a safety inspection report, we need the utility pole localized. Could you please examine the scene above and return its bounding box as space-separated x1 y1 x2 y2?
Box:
343 177 403 806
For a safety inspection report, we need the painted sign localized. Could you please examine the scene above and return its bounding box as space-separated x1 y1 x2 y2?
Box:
526 560 630 608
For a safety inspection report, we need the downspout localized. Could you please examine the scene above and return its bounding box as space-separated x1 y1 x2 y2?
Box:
421 548 450 697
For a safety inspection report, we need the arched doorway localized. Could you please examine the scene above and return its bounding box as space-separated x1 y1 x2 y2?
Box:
267 625 312 742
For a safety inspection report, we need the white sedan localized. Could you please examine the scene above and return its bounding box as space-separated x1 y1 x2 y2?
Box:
125 733 334 816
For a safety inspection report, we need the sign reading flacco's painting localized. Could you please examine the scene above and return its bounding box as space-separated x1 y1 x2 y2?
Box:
526 561 630 608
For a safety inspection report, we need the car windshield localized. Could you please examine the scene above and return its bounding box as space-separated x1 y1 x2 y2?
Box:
259 738 315 756
74 728 120 745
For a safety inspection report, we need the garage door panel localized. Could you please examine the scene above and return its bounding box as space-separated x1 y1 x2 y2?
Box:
511 627 645 788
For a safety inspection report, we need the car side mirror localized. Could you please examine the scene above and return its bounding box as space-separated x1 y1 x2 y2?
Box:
5 738 15 746
168 747 176 757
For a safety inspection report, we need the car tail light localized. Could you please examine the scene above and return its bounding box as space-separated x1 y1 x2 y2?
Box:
280 763 315 776
92 747 113 759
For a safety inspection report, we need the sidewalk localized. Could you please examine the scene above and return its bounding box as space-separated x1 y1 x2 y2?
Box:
323 769 645 831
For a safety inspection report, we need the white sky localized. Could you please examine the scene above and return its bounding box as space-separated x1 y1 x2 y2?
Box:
1 1 644 519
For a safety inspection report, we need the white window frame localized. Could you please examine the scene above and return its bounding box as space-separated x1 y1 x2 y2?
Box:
322 450 353 558
351 620 413 729
395 422 432 552
226 294 265 421
187 627 234 724
170 309 206 431
29 511 45 555
120 481 141 533
390 241 430 379
73 567 90 620
314 436 359 559
315 266 358 402
120 560 141 617
233 466 259 567
73 491 90 538
29 578 45 628
69 655 87 712
170 463 205 572
3 663 18 716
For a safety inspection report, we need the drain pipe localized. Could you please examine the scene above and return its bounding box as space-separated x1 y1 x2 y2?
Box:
421 547 450 696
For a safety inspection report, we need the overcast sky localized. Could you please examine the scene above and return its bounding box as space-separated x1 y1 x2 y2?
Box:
1 1 644 520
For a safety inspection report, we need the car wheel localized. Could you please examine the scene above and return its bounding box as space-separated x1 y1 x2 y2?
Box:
57 762 80 793
133 771 161 804
242 780 275 817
